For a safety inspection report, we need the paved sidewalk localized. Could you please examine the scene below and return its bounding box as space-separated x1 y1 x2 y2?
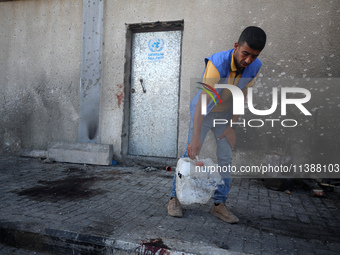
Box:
0 156 339 255
0 243 51 255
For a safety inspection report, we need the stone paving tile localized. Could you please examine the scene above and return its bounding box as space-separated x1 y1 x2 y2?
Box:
0 156 339 254
0 243 52 255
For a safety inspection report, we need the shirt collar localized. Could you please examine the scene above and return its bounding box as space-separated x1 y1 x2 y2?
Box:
231 51 238 72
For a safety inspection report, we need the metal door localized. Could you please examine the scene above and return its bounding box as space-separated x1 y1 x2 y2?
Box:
128 30 182 158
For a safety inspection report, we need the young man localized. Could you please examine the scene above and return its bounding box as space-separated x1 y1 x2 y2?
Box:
168 26 267 223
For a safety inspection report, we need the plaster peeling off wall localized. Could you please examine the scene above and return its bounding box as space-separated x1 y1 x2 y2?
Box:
0 0 83 154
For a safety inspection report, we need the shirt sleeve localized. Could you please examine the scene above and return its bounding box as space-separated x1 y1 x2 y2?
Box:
202 60 220 88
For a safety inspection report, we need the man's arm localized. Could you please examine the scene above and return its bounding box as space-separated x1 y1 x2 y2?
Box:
188 61 220 159
189 94 205 159
217 88 248 149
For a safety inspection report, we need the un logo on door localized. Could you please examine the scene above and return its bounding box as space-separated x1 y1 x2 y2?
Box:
148 38 164 52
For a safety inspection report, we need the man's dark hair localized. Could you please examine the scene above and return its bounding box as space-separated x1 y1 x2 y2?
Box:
238 26 266 51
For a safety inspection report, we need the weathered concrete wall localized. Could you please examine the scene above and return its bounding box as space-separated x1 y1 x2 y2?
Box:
1 0 339 166
0 0 82 154
100 0 340 165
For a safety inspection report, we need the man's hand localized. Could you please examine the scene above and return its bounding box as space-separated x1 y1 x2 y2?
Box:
217 126 236 150
188 136 201 159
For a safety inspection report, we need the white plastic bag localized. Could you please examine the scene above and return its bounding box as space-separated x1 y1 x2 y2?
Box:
175 157 224 205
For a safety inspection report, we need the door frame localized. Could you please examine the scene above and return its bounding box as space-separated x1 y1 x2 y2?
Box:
121 20 184 166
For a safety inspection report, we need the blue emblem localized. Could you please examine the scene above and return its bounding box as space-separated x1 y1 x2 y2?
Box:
148 38 164 52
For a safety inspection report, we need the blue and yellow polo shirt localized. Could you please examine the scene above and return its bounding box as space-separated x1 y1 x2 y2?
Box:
202 51 256 112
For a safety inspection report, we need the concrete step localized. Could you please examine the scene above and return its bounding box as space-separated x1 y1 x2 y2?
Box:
47 142 114 166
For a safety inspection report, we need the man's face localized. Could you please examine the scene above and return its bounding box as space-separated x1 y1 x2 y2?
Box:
233 42 261 70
